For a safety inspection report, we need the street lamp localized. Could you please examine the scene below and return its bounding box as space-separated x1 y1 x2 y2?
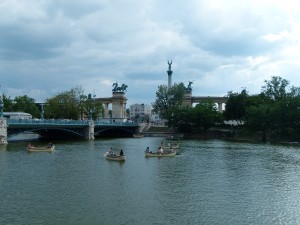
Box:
40 103 44 120
0 98 3 117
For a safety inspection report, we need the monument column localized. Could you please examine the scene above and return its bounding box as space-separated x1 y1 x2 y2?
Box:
167 60 173 89
112 92 127 121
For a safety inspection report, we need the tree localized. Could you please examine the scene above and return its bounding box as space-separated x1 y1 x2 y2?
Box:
45 87 103 120
245 104 273 141
13 95 40 118
1 94 14 112
170 106 193 132
223 89 248 125
152 82 186 121
261 76 289 101
192 100 223 132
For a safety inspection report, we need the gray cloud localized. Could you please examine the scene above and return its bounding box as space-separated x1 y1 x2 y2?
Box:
0 0 300 106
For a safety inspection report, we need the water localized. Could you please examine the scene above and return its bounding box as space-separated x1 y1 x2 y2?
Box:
1 138 300 225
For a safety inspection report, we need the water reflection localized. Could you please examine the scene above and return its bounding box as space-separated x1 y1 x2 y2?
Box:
1 138 300 225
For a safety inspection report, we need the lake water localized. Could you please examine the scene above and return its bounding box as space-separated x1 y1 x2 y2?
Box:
1 137 300 225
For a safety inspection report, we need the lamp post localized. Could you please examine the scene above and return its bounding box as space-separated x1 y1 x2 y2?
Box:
93 94 96 120
40 103 44 120
0 98 3 118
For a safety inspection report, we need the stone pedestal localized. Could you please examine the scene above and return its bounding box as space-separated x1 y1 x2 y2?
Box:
0 117 8 144
183 93 192 106
112 92 127 120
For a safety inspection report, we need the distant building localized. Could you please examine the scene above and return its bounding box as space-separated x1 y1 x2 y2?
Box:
3 112 32 119
129 103 152 122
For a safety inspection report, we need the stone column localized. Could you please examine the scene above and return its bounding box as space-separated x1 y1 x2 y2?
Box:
167 70 173 90
104 103 109 118
112 92 127 121
217 103 223 112
183 93 192 106
0 117 8 144
84 120 95 140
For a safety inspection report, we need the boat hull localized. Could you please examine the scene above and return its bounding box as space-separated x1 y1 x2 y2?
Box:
145 151 176 157
106 154 126 161
27 145 55 152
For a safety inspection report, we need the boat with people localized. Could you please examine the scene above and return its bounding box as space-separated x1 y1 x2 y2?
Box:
104 148 126 161
144 146 176 157
27 143 55 152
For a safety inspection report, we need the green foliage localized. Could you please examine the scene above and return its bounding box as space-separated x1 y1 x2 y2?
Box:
152 82 186 120
169 100 223 133
170 106 194 132
223 89 248 124
44 86 103 120
1 94 14 112
261 76 289 101
193 100 223 132
13 95 40 118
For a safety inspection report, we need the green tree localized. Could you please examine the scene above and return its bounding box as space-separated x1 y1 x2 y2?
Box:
45 87 84 119
1 94 14 112
223 89 248 125
245 104 273 141
45 87 103 120
152 82 186 122
261 76 289 101
170 106 193 133
13 95 40 118
192 100 223 132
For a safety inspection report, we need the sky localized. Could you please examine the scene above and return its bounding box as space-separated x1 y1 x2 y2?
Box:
1 0 300 107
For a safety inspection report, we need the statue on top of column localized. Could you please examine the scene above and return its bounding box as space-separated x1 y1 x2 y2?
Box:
186 81 193 93
167 60 172 71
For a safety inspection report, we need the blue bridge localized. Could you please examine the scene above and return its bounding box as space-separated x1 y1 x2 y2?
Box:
7 119 140 140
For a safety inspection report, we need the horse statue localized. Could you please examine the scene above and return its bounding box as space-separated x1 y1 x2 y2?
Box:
112 82 118 92
116 84 128 92
112 82 128 92
186 81 193 93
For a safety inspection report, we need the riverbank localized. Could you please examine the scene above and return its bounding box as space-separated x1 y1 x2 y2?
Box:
144 126 300 145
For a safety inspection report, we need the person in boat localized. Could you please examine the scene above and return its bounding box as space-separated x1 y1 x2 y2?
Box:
120 149 124 156
169 147 174 153
47 142 53 148
108 147 114 155
158 146 163 154
145 147 150 153
28 143 33 148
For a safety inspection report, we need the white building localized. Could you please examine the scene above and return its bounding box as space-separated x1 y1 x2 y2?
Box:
3 112 32 119
129 103 152 121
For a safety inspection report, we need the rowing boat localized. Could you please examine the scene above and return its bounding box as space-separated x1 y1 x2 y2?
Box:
145 150 176 157
27 145 55 152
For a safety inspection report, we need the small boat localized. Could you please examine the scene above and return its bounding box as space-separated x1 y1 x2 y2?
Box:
105 153 126 161
104 148 126 161
145 150 176 157
133 133 144 138
27 145 55 152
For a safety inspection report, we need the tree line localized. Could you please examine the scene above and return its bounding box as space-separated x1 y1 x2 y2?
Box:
152 76 300 141
1 86 104 120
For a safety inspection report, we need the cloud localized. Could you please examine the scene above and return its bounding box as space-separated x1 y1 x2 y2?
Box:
1 0 300 107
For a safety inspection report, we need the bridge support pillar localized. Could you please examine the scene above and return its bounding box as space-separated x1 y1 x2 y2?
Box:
84 120 95 140
0 117 8 144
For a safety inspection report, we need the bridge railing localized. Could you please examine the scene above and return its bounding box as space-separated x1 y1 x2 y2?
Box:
7 119 89 125
7 119 138 126
94 121 138 126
